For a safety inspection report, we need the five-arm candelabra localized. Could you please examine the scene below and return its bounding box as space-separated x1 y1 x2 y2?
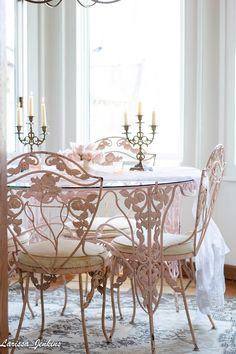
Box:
123 105 157 171
16 95 48 152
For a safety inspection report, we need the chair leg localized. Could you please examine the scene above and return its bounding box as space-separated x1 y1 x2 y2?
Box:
147 305 156 354
61 275 68 316
101 271 115 344
79 273 90 354
117 286 123 320
178 261 199 351
19 271 35 318
207 314 216 329
26 298 35 318
39 274 45 339
85 272 89 296
107 270 117 341
10 272 30 354
130 278 136 324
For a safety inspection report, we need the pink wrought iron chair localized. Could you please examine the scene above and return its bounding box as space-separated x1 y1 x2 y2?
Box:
95 182 179 353
7 151 110 354
162 144 225 350
63 136 156 319
107 144 225 353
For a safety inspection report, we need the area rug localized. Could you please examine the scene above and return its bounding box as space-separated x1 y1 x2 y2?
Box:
7 285 236 354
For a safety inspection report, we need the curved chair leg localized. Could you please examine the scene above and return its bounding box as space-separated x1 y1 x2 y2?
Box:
107 269 117 342
79 273 90 354
85 272 89 296
178 261 199 351
147 305 156 354
61 275 68 316
101 270 115 344
39 274 45 339
10 272 30 354
117 286 123 320
19 271 35 318
27 298 35 318
207 314 216 329
101 274 109 342
130 277 136 324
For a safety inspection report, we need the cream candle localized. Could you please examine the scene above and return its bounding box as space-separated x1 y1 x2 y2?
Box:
41 97 47 127
124 112 128 126
16 104 22 126
152 111 156 126
29 94 34 116
138 101 142 115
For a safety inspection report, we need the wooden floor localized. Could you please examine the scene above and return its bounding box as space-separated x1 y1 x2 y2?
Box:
10 274 236 297
63 275 236 297
225 279 236 297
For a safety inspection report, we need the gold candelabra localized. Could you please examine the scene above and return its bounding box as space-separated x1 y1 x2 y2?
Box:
123 112 157 171
16 95 48 152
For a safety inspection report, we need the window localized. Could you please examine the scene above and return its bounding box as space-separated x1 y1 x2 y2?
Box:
88 0 183 164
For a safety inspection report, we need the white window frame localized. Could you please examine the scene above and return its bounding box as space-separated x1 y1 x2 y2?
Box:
220 0 236 180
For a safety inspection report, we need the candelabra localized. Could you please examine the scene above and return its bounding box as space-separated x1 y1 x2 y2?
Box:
16 95 48 152
16 116 47 152
123 114 157 171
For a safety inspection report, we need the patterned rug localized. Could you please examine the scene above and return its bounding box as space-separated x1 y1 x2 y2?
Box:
7 285 236 354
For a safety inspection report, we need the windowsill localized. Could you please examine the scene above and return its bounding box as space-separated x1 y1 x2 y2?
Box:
223 176 236 183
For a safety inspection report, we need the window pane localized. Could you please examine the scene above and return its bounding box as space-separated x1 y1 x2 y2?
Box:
89 0 182 163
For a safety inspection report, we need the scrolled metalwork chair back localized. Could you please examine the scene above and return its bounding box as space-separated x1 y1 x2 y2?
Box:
111 182 180 313
194 144 225 254
7 151 103 275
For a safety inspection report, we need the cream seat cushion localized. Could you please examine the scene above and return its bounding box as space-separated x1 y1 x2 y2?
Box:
111 232 194 257
8 230 30 252
64 217 136 237
18 239 108 270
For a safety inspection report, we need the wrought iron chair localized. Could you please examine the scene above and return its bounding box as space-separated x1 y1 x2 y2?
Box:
162 144 225 350
7 151 110 354
95 182 179 353
63 136 156 318
108 144 225 352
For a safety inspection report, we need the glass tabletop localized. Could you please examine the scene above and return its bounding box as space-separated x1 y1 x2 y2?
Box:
8 166 200 189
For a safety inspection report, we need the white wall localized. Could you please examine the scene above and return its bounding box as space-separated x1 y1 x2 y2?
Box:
215 182 236 265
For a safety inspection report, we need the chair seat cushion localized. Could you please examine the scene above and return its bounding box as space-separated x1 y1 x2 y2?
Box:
64 217 136 238
8 230 30 252
18 239 109 270
111 232 194 257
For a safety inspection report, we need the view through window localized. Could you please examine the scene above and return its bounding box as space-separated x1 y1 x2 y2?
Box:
89 0 183 164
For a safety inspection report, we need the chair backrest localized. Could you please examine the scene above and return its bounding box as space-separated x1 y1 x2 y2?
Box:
7 151 103 274
95 136 156 166
194 144 225 254
108 181 180 313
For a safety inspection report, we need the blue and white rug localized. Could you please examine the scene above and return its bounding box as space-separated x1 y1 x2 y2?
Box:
7 286 236 354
